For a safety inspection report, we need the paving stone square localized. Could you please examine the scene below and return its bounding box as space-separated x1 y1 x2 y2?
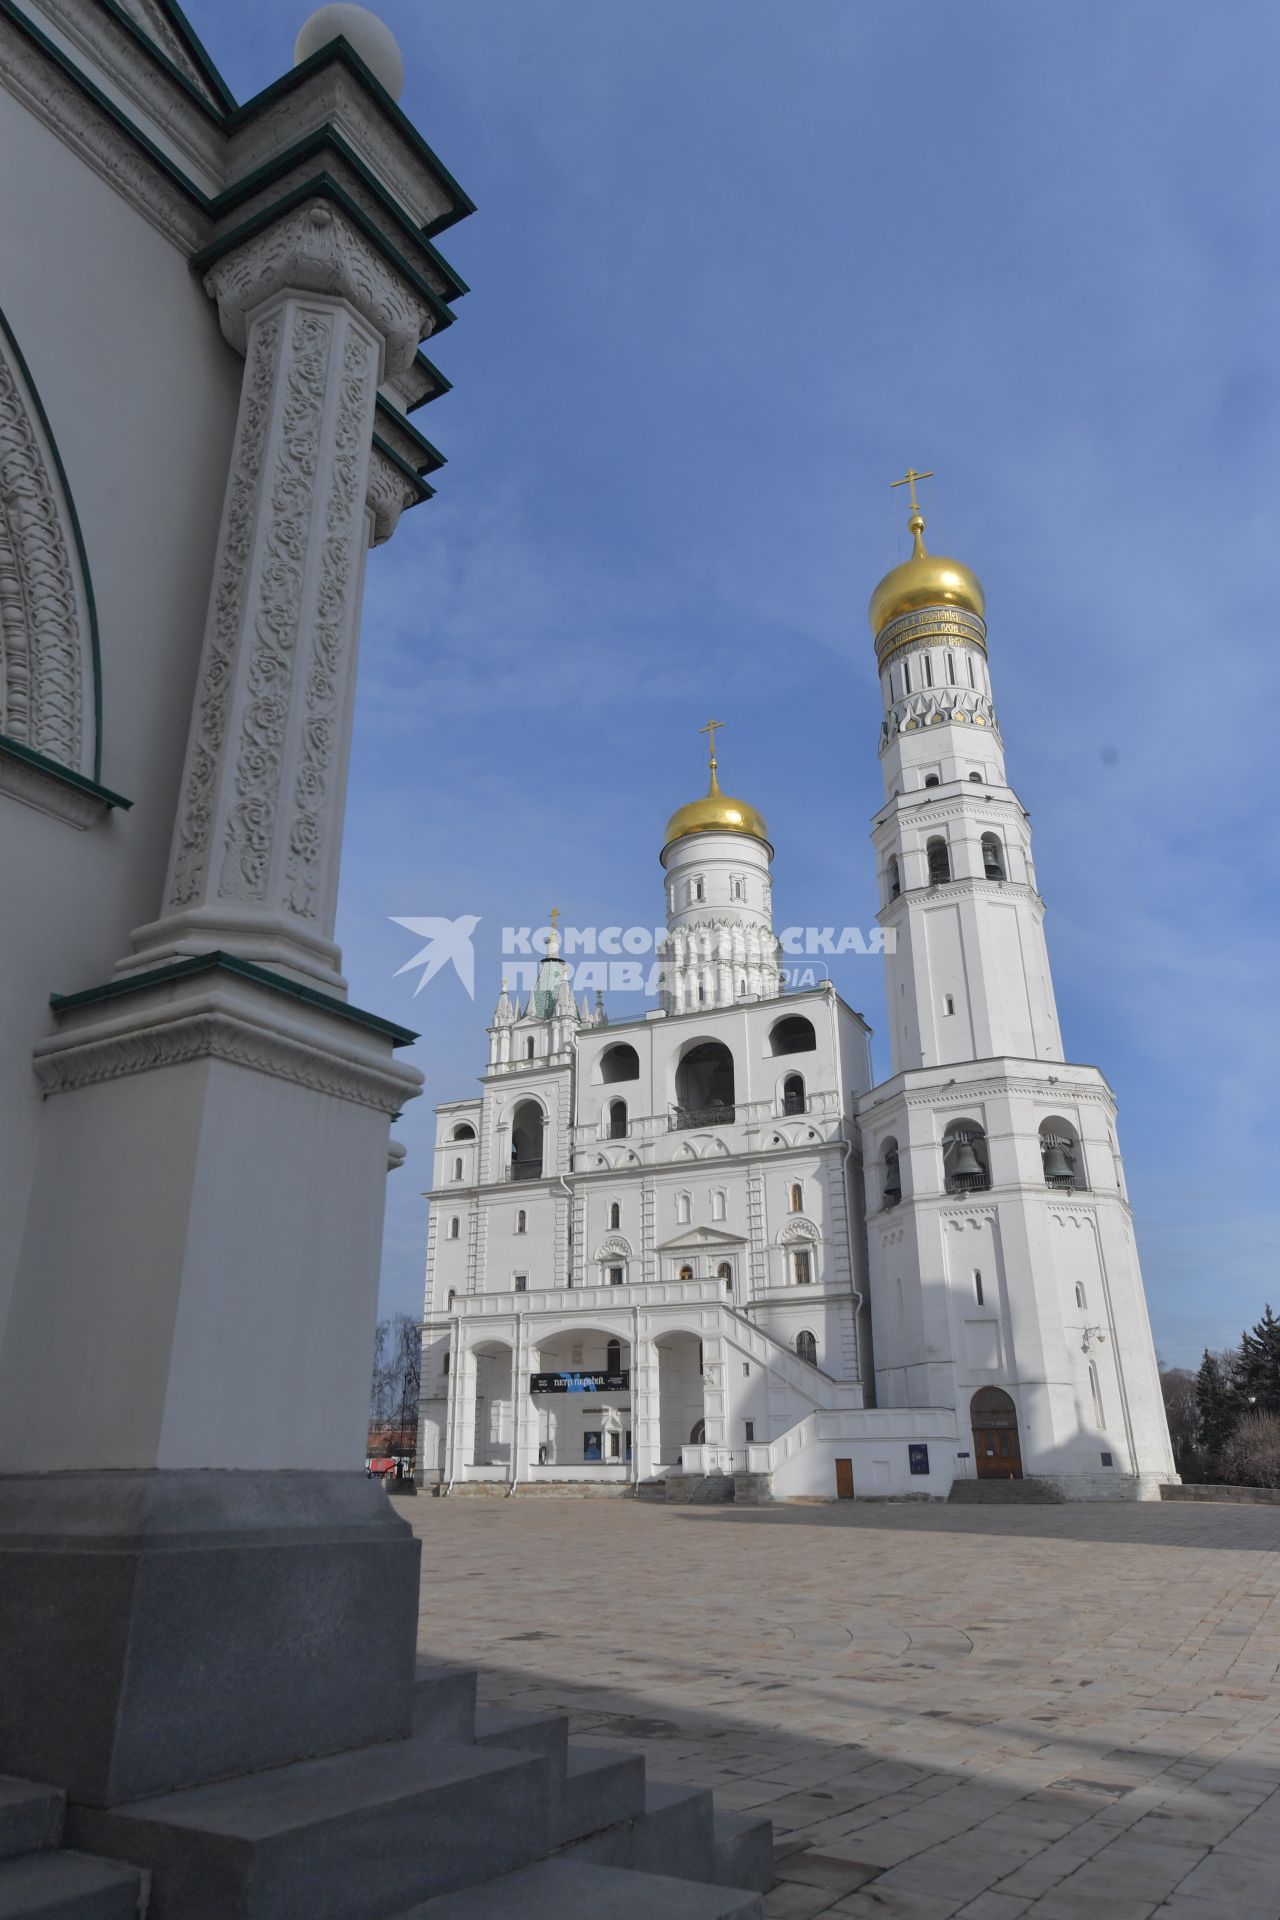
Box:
410 1498 1280 1918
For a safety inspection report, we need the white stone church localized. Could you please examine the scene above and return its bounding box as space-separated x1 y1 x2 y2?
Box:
419 491 1177 1502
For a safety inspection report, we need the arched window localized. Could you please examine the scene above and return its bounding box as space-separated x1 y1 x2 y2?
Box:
981 832 1006 881
924 773 940 788
452 1157 463 1180
947 653 956 685
926 836 951 885
882 1137 901 1208
446 1289 455 1308
943 1120 991 1193
711 1189 726 1222
607 1098 628 1139
974 1269 984 1306
795 1330 817 1366
450 1122 476 1141
1040 1118 1086 1190
943 993 955 1016
675 1040 735 1124
678 1263 694 1281
676 1191 691 1225
442 1351 450 1375
689 1419 706 1444
606 1338 622 1374
769 1015 816 1056
511 1100 544 1181
525 1037 535 1060
886 855 901 901
717 1261 733 1293
792 1248 812 1284
516 1209 526 1234
789 1181 803 1213
782 1072 806 1115
1075 1281 1087 1310
1088 1360 1105 1426
968 770 982 783
600 1044 639 1083
690 877 704 903
609 1200 621 1230
448 1217 460 1240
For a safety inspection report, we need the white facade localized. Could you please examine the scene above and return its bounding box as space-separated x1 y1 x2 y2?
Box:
421 514 1176 1502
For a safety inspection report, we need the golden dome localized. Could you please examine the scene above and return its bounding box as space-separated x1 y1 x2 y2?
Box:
869 507 985 636
664 763 768 850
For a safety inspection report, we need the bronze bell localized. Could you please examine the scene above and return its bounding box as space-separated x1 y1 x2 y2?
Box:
883 1162 902 1201
1042 1138 1074 1183
950 1136 983 1178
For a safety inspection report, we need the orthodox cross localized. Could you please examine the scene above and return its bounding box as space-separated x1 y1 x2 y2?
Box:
890 467 934 512
699 717 724 771
548 906 560 934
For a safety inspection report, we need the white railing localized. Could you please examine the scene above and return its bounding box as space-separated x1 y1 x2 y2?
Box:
453 1276 726 1319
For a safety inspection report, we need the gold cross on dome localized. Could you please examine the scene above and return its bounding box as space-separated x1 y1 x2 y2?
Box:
548 906 560 933
698 717 725 770
890 467 934 511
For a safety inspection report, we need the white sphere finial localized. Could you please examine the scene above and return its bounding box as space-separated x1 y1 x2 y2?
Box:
294 5 405 100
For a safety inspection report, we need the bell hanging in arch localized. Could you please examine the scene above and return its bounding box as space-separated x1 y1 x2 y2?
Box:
1042 1137 1074 1185
949 1135 983 1179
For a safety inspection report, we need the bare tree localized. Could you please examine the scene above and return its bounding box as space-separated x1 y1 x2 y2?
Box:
1219 1412 1280 1490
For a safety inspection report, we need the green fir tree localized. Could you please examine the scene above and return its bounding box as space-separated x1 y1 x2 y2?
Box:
1236 1305 1280 1416
1194 1350 1240 1468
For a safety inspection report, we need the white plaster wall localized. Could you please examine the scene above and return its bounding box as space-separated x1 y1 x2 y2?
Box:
0 101 241 1350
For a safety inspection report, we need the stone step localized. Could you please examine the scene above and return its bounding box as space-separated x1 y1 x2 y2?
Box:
473 1707 569 1777
412 1666 478 1745
392 1857 764 1919
711 1809 775 1893
555 1746 646 1847
0 1779 64 1861
633 1780 716 1881
67 1732 549 1920
0 1850 145 1920
947 1477 1066 1505
634 1478 667 1502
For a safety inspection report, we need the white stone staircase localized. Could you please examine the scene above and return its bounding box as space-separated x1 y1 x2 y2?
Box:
4 1665 771 1920
0 1777 145 1919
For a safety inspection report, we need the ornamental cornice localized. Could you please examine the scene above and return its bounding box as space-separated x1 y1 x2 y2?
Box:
202 201 435 375
872 802 1027 845
878 879 1045 920
879 688 999 750
366 439 424 547
899 1078 1113 1110
875 604 988 670
33 1006 418 1113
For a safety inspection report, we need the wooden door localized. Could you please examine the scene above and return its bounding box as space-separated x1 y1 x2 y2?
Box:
970 1388 1022 1479
835 1458 855 1500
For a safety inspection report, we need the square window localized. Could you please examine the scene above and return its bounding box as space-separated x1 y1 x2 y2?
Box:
607 1266 624 1286
744 1420 755 1443
514 1274 527 1292
1101 1451 1114 1467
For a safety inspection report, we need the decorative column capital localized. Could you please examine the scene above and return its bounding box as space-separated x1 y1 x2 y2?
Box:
201 198 438 379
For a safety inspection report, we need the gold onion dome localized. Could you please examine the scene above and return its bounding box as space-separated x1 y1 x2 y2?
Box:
868 504 985 636
664 722 768 848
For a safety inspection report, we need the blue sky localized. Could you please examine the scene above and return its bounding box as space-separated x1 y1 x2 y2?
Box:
198 0 1279 1367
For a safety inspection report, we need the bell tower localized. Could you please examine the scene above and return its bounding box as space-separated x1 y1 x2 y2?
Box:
858 473 1176 1498
872 471 1062 1074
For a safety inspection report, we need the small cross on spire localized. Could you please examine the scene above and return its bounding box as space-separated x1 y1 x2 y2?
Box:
698 717 724 771
890 467 934 513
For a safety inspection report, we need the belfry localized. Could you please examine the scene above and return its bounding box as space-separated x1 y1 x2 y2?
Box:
419 478 1176 1502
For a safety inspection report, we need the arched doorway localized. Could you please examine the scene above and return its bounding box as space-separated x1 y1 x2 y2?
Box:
655 1332 704 1464
970 1387 1022 1479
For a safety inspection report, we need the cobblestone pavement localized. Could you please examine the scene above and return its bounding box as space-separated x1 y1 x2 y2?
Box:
410 1498 1280 1919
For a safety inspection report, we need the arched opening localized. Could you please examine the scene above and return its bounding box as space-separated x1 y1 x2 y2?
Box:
789 1182 803 1214
452 1157 463 1181
450 1122 476 1141
674 1040 735 1127
717 1261 733 1294
448 1217 460 1240
676 1191 691 1225
968 770 983 782
510 1100 544 1181
608 1200 621 1231
654 1332 704 1465
881 1137 901 1209
469 1341 515 1469
886 855 901 901
970 1387 1022 1480
516 1209 527 1234
769 1015 816 1056
606 1338 622 1374
678 1263 694 1282
981 832 1006 881
1040 1117 1086 1190
710 1189 726 1222
924 773 940 788
607 1097 628 1140
532 1330 632 1468
1075 1281 1087 1309
926 836 951 885
795 1330 817 1366
600 1043 639 1083
690 1419 706 1444
525 1037 535 1060
943 1120 991 1193
447 1289 456 1308
782 1072 806 1115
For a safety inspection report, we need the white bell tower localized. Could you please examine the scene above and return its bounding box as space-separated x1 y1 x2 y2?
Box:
859 473 1176 1498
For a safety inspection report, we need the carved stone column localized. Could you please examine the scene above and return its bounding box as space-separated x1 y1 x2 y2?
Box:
124 201 438 991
